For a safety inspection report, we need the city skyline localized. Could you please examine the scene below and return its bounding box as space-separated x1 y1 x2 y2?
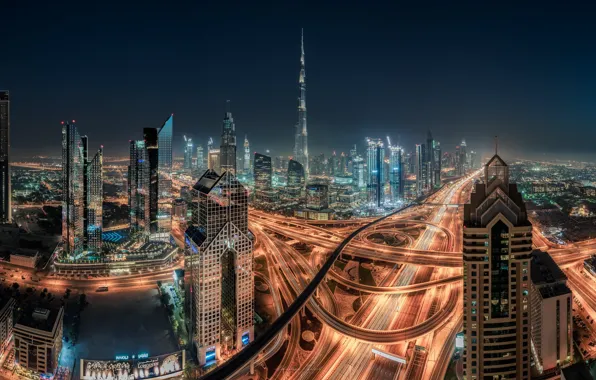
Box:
5 3 596 160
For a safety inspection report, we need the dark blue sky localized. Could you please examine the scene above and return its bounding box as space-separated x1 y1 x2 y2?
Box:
3 1 596 160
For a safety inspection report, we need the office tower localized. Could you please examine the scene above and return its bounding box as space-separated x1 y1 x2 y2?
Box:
293 29 309 176
349 144 357 160
388 144 403 204
433 141 442 187
287 159 305 188
134 115 173 241
306 184 329 210
415 144 427 196
329 152 337 176
62 121 85 257
157 116 173 240
243 135 250 174
196 145 204 171
85 146 103 253
207 137 214 154
463 151 532 379
254 153 272 191
208 149 221 173
426 130 435 188
339 152 347 176
457 138 467 176
366 138 384 207
220 101 237 175
352 156 366 189
530 251 572 373
129 140 150 238
184 135 194 169
186 170 253 365
470 150 478 169
0 91 10 223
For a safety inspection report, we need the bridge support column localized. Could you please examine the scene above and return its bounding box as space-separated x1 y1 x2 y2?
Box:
315 287 319 298
300 307 306 317
249 360 255 375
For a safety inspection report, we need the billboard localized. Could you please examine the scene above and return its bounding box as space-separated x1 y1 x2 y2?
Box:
80 351 185 380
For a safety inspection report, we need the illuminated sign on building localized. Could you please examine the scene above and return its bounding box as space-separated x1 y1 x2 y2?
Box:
81 351 185 380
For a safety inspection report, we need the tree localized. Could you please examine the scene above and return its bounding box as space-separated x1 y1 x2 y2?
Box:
183 363 199 380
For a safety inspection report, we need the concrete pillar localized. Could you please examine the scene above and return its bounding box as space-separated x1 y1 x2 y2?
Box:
250 360 255 375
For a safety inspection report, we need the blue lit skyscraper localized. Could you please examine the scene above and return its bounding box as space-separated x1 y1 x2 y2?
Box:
158 115 173 240
220 101 237 176
85 145 103 253
62 121 85 257
388 142 403 204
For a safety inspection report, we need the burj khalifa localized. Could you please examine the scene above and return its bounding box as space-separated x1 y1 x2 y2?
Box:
293 29 308 176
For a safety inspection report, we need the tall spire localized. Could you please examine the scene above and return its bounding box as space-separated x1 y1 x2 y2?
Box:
294 28 309 176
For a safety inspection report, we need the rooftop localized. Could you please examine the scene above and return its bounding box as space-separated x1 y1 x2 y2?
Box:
16 302 62 333
531 250 567 286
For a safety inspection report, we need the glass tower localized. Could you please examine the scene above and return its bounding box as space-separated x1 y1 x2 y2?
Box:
254 153 272 191
243 135 250 174
287 159 305 188
388 145 402 204
62 121 85 257
184 136 194 169
129 140 150 238
366 138 384 207
86 146 103 253
0 91 10 223
157 115 173 240
185 170 253 365
220 101 237 176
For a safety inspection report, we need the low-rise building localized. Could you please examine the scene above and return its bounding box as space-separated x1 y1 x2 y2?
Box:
530 250 572 373
14 305 64 377
10 248 40 269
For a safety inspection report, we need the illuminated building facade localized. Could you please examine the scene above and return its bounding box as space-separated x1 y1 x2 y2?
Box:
366 138 384 207
62 121 85 257
0 91 10 223
134 115 173 241
463 153 532 379
186 170 253 365
293 29 309 175
208 149 221 173
530 250 572 373
85 145 103 253
415 143 427 196
129 140 150 238
352 155 365 189
433 141 442 187
0 297 14 359
306 184 329 210
388 144 403 204
220 101 237 175
184 136 194 169
196 145 204 172
287 159 305 188
254 153 272 191
243 135 250 173
14 306 64 377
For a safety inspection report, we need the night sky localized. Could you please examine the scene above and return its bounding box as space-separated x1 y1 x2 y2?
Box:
3 1 596 160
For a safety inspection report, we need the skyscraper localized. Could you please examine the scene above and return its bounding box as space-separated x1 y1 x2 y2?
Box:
287 159 305 188
243 135 250 174
196 145 204 171
85 145 103 254
220 101 237 175
184 135 194 169
129 140 150 238
131 115 173 241
457 138 467 176
62 121 85 257
185 170 253 365
366 138 384 207
352 155 365 189
463 151 532 379
388 143 403 204
433 141 442 187
254 153 272 191
415 144 427 196
426 130 434 188
0 91 10 223
293 29 309 176
62 121 103 257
